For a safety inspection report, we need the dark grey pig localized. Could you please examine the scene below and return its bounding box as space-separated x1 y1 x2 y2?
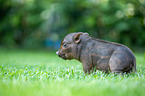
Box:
56 32 136 74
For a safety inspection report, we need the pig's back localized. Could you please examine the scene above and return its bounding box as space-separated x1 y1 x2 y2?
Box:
90 38 135 60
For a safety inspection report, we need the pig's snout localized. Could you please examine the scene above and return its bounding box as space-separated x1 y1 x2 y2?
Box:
56 51 59 55
56 51 62 57
56 50 66 59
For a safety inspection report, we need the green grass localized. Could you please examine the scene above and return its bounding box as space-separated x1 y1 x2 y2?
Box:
0 49 145 96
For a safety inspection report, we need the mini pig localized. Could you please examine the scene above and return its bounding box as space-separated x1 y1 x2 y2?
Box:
56 32 136 74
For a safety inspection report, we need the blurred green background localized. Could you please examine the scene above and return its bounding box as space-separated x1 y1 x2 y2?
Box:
0 0 145 50
0 1 145 96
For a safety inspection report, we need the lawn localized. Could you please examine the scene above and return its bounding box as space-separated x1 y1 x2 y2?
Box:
0 49 145 96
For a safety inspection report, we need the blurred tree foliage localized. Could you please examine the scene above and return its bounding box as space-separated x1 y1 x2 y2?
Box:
0 0 145 49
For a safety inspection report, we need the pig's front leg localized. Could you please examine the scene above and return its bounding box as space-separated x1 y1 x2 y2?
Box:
82 62 93 74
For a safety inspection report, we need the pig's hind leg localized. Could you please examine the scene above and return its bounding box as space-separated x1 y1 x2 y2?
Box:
108 51 131 74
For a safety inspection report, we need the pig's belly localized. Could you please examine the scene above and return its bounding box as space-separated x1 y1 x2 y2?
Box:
94 58 110 71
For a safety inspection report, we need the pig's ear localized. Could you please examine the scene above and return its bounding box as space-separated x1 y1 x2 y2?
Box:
73 32 83 44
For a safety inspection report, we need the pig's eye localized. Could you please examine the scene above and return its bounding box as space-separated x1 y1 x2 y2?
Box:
63 43 68 47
